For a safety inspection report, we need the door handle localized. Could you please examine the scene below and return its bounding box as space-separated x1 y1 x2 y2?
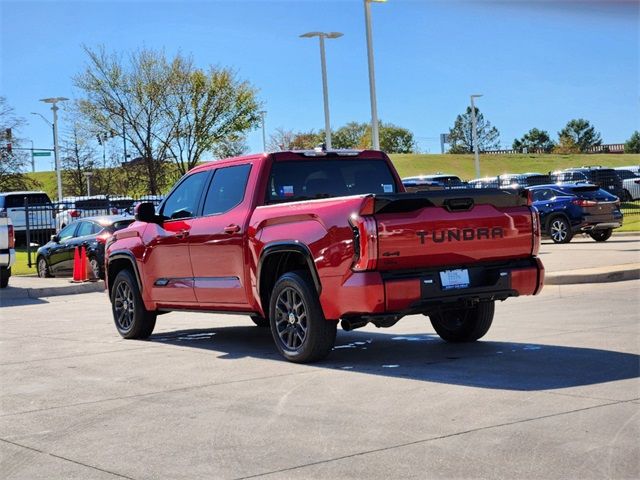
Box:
224 224 241 234
174 229 190 239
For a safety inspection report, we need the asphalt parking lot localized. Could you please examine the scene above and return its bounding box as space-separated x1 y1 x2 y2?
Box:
1 275 639 479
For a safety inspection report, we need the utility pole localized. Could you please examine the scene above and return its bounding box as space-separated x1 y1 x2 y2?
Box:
470 94 483 178
364 0 386 151
40 97 68 201
259 111 267 151
30 140 35 172
300 31 343 149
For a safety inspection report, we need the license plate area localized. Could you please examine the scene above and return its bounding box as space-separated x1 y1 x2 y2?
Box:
439 269 470 290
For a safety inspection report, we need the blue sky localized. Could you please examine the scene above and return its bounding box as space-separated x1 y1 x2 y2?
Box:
1 0 638 171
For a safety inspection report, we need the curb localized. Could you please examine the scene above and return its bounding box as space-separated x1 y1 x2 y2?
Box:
0 280 104 301
545 263 640 285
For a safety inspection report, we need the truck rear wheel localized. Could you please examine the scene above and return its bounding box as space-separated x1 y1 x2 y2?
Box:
269 271 336 363
429 301 495 343
110 269 156 339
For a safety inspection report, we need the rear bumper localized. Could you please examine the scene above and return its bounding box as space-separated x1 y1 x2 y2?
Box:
0 249 16 268
319 257 544 319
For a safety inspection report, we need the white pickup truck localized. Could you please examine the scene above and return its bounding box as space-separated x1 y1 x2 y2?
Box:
0 214 16 288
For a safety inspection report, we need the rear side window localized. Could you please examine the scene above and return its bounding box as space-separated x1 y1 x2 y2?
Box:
76 221 100 237
161 172 208 220
203 164 251 215
266 159 397 204
615 170 637 180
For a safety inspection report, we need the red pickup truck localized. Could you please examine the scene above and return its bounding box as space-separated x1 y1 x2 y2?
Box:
106 150 544 362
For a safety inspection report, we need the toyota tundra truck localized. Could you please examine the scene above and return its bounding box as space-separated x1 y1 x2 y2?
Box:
105 150 544 362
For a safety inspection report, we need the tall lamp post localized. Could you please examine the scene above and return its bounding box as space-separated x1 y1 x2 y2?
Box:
470 94 483 178
364 0 386 151
39 97 69 201
300 31 343 150
259 110 267 151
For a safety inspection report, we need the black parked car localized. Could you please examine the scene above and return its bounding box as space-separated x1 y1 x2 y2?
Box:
550 167 624 199
36 216 134 279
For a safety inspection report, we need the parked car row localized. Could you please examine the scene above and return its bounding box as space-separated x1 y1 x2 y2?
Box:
402 164 638 244
36 215 134 279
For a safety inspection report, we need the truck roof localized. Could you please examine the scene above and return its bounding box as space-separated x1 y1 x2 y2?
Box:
189 149 386 174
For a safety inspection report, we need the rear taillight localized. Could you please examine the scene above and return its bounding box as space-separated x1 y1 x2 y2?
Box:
8 224 15 249
96 232 112 244
531 208 540 256
571 199 597 207
69 209 81 218
349 214 378 271
111 207 119 214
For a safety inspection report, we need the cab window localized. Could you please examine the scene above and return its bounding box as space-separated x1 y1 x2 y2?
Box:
203 164 251 215
76 221 100 237
161 172 208 220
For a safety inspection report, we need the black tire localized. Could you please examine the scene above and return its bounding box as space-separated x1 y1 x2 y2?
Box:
269 271 336 363
589 228 613 242
88 255 103 280
548 216 573 244
0 267 10 288
429 301 495 343
622 190 632 202
250 315 270 328
37 256 52 278
110 269 156 339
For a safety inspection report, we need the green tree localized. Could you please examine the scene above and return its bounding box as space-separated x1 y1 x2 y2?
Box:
553 134 580 154
212 134 249 159
333 122 368 149
512 128 555 153
448 107 500 153
624 131 640 153
557 119 602 152
0 97 40 191
163 66 261 174
379 123 416 153
290 130 323 150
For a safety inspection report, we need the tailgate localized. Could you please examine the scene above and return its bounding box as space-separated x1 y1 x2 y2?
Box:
373 190 535 270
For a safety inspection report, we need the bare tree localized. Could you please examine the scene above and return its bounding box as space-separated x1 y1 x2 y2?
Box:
267 128 297 151
0 96 39 191
75 46 177 194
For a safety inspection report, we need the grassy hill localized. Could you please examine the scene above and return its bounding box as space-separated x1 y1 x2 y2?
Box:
24 153 640 198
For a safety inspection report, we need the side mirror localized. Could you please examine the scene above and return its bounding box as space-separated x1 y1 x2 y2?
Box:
51 234 60 243
135 202 158 224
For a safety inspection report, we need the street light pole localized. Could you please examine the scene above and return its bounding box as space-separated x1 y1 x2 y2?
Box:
259 110 267 151
364 0 386 151
300 31 343 150
470 94 483 178
39 97 69 201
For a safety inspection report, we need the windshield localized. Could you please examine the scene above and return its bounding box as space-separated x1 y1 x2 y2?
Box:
266 159 397 204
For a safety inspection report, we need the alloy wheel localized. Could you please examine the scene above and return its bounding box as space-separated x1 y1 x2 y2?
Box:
114 281 135 331
38 258 48 278
550 219 568 243
274 287 308 351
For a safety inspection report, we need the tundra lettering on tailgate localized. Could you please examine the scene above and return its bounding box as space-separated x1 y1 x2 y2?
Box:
416 227 504 244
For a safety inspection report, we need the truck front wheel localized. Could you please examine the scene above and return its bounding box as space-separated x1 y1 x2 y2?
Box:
429 301 495 343
110 269 156 339
269 271 336 363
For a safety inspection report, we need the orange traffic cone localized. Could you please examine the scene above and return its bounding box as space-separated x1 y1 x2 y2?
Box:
80 246 89 282
72 247 82 282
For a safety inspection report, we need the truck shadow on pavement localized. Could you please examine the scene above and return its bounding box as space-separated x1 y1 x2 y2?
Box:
150 326 639 392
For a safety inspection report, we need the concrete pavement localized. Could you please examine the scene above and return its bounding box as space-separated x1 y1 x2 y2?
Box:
0 280 638 479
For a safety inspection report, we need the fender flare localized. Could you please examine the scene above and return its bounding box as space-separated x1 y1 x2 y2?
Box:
107 250 143 293
257 241 322 296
